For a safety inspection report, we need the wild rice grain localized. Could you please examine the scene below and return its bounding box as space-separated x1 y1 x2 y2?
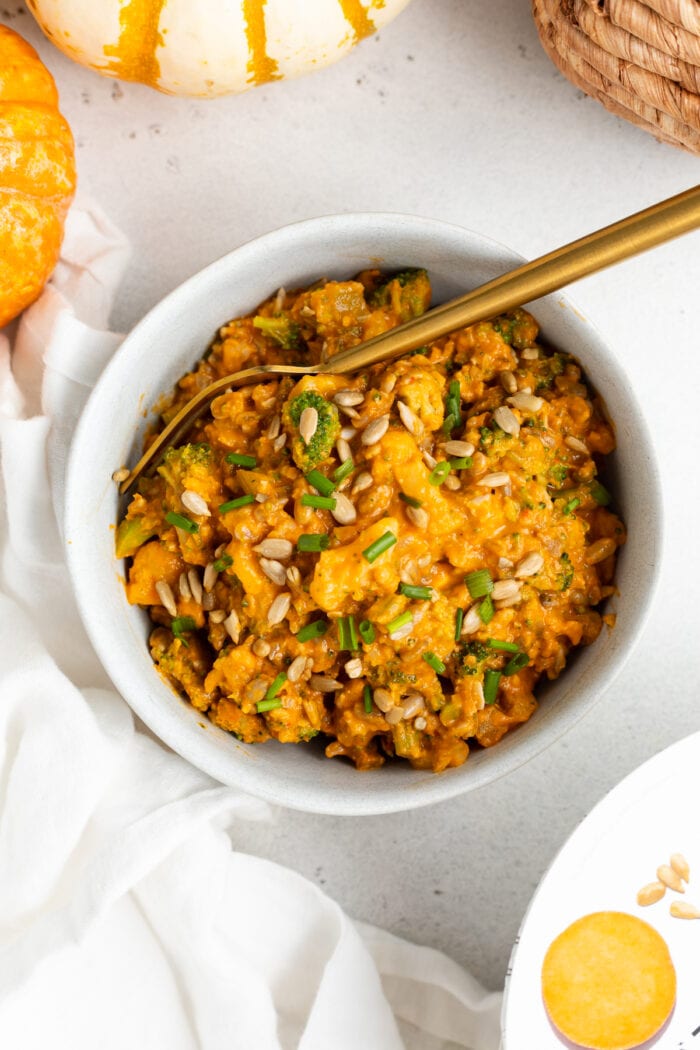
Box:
493 406 520 438
181 489 210 517
209 609 226 624
155 580 177 618
267 592 291 626
361 415 390 446
254 538 293 560
260 558 287 586
299 406 319 445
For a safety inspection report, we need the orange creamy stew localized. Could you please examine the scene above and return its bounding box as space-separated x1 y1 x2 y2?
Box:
116 269 625 771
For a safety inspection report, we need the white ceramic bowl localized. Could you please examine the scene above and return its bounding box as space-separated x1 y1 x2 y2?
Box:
64 214 662 815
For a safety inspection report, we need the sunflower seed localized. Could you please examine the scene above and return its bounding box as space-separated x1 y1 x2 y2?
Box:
338 404 360 420
492 578 522 601
494 593 522 609
244 676 267 703
373 688 393 713
331 492 357 525
336 437 353 463
267 592 291 625
397 400 418 434
260 558 287 585
112 467 130 483
479 472 511 488
352 471 373 495
209 609 226 624
515 552 544 578
267 415 281 440
254 538 293 560
252 638 271 657
178 572 192 600
636 882 666 907
344 657 363 679
273 433 287 452
493 406 520 438
406 505 429 529
187 568 203 605
402 693 424 719
565 435 588 454
386 706 405 725
155 580 177 618
461 605 483 635
334 389 364 407
203 562 218 592
309 675 343 692
181 490 210 517
500 371 518 394
340 426 357 440
287 655 307 683
414 716 427 730
521 347 539 360
223 609 241 644
444 475 461 491
442 440 474 458
507 392 543 412
273 286 286 311
422 450 437 469
361 415 390 446
299 407 319 445
286 565 301 587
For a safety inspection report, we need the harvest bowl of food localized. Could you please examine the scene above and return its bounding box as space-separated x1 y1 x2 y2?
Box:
65 214 661 814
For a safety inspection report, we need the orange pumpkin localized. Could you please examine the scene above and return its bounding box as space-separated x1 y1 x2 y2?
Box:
0 26 76 328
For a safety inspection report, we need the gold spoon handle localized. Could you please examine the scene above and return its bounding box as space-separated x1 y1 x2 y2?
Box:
324 183 700 374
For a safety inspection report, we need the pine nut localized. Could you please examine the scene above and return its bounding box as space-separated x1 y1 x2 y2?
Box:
155 580 177 618
515 552 544 578
223 609 241 643
299 406 319 445
670 853 690 882
287 655 307 683
334 389 364 407
479 472 511 488
493 406 520 438
670 901 700 919
309 675 343 692
361 415 390 446
331 492 357 525
254 538 293 560
373 688 393 713
181 489 210 517
657 864 685 893
636 882 666 907
267 592 291 625
442 440 475 458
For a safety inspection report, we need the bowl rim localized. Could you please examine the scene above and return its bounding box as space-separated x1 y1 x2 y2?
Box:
64 211 664 815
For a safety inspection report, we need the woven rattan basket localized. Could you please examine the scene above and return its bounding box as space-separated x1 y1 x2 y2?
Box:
532 0 700 153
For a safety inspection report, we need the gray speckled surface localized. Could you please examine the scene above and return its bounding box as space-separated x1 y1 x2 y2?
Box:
8 0 700 991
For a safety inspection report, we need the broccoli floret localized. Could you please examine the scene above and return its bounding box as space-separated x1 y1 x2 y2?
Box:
253 314 302 351
283 390 340 471
157 443 212 491
367 268 431 322
457 640 489 677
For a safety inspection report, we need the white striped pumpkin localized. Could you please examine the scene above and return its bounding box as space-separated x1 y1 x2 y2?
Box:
26 0 413 98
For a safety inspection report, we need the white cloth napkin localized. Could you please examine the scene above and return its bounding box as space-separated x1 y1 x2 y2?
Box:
0 200 503 1050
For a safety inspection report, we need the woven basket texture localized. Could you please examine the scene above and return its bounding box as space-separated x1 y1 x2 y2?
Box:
532 0 700 153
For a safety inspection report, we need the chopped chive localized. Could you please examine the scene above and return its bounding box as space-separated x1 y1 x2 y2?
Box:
465 568 494 599
487 638 520 653
256 697 283 713
306 469 336 497
454 607 464 641
226 452 257 469
422 651 446 673
296 619 329 643
297 533 330 553
429 461 451 486
332 459 354 483
503 652 530 676
265 672 287 701
165 510 199 533
219 494 255 513
362 530 397 563
442 380 462 433
359 620 375 645
449 456 473 470
591 480 611 506
483 670 501 705
387 610 413 635
399 492 422 508
563 496 581 516
338 615 358 651
479 595 495 624
301 493 337 511
363 684 373 713
441 413 458 435
172 615 196 645
213 552 233 572
398 583 433 600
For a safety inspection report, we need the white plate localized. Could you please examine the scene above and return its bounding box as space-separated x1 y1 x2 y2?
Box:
503 731 700 1047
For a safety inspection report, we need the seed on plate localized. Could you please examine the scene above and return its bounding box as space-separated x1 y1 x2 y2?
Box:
657 864 685 893
381 374 397 393
187 568 203 605
338 404 360 420
273 433 287 452
373 688 393 713
260 558 287 585
203 562 218 592
422 449 437 469
344 657 363 679
252 638 271 657
492 578 522 601
287 655 307 683
461 605 482 636
498 557 514 572
386 706 405 725
521 347 539 360
178 571 192 600
636 882 666 907
478 472 511 488
361 414 390 446
444 475 461 491
585 538 617 565
414 716 427 731
299 406 318 445
442 439 475 458
406 505 429 529
209 609 226 624
670 901 700 919
267 415 281 440
331 492 357 525
267 592 291 625
493 406 520 438
286 565 301 587
515 552 544 578
500 371 518 394
340 426 357 440
352 471 373 496
309 675 343 693
334 389 364 407
495 593 522 609
336 437 353 463
244 676 267 703
670 852 690 882
402 693 424 719
565 435 588 454
508 391 544 412
181 489 210 517
254 538 293 560
223 609 241 644
397 400 418 434
112 467 129 483
155 580 177 618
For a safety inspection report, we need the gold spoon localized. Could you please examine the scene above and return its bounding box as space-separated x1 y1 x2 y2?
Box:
120 184 700 495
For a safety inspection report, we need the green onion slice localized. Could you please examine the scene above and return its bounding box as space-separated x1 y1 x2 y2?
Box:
338 615 358 652
422 651 445 673
301 493 337 511
363 684 373 714
359 620 375 645
483 670 501 705
219 494 255 513
399 492 422 508
387 610 413 635
172 616 196 645
398 583 432 600
563 496 581 516
590 480 611 506
165 511 199 533
478 595 495 624
226 452 257 468
503 652 530 676
296 619 329 642
265 672 287 701
487 638 520 653
429 461 451 486
465 568 494 598
332 459 354 483
256 697 283 713
450 456 473 470
297 533 330 553
213 553 233 572
454 607 464 641
362 531 397 563
306 469 336 497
